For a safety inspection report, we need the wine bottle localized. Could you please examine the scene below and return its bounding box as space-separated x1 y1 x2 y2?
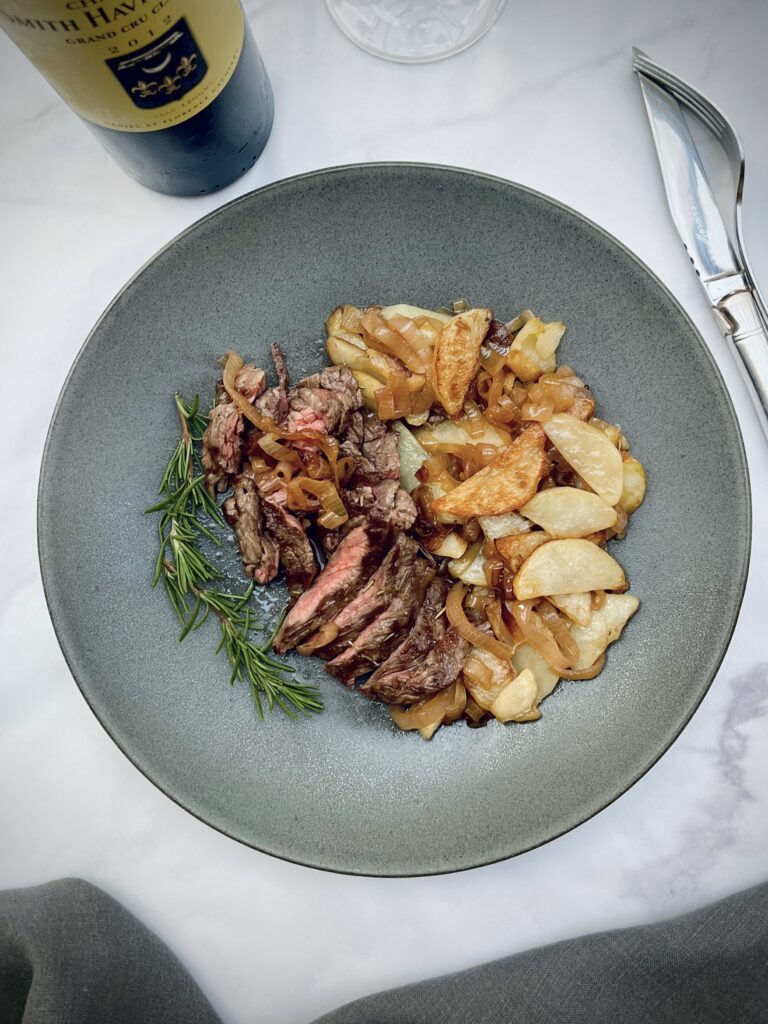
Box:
0 1 274 196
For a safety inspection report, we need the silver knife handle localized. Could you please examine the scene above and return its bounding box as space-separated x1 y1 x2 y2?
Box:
716 289 768 434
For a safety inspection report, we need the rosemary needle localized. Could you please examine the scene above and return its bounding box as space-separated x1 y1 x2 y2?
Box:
146 393 323 719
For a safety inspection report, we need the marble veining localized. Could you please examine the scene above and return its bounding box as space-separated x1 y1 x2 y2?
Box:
1 1 767 1022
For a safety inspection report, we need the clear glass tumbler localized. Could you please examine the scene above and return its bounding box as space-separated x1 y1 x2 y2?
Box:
324 0 507 63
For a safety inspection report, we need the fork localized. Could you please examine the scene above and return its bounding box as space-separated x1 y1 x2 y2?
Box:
631 47 768 329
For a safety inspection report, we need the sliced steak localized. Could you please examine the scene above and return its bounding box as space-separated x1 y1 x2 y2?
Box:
235 364 267 402
318 534 419 659
361 577 469 705
261 496 317 596
285 365 362 435
222 476 279 585
202 402 244 495
317 481 417 558
202 364 266 494
272 523 386 654
325 560 434 684
339 412 401 487
254 363 361 436
360 415 400 481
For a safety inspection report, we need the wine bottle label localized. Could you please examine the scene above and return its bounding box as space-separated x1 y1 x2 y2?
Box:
0 0 245 132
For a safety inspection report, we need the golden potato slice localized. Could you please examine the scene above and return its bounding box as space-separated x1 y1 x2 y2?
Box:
590 417 629 450
520 486 618 537
496 531 551 573
477 512 531 540
568 594 639 669
548 592 592 627
542 414 624 505
328 335 424 391
327 335 373 376
415 417 508 449
512 643 559 701
350 369 382 412
428 531 468 559
513 538 626 599
618 456 647 515
465 649 515 711
381 303 452 325
490 668 539 723
448 540 487 586
506 316 565 382
432 307 492 416
431 423 548 518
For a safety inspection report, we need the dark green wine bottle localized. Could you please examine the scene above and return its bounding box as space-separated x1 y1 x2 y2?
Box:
0 1 274 196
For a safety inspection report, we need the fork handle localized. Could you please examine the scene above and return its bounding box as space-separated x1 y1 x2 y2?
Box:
716 289 768 436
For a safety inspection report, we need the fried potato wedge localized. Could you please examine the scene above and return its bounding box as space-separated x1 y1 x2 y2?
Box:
548 592 592 627
431 423 547 518
513 538 626 599
490 668 540 723
568 594 639 669
506 316 565 381
496 530 551 573
520 486 617 537
512 643 559 701
542 414 624 505
618 456 647 515
432 307 492 416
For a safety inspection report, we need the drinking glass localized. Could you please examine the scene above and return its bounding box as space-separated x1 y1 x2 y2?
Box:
324 0 506 63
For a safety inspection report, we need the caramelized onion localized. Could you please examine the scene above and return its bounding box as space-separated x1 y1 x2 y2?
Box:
446 582 515 661
296 622 340 656
375 371 412 420
506 600 571 673
258 433 304 467
385 313 434 369
485 599 519 650
362 312 428 374
285 477 348 528
592 589 607 610
390 681 464 732
222 351 278 432
536 600 580 665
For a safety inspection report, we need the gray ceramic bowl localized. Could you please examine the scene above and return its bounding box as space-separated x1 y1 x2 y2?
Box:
38 164 750 876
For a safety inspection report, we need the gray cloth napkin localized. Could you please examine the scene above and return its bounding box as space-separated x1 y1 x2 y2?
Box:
1 878 766 1024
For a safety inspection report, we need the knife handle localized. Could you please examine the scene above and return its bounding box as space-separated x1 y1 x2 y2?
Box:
716 289 768 436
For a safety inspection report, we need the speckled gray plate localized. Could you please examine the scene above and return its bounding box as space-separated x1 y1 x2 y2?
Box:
38 164 750 876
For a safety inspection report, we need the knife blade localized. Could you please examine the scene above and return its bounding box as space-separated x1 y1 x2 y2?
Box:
636 64 768 433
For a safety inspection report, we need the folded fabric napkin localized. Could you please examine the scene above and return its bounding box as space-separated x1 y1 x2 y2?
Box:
0 877 766 1024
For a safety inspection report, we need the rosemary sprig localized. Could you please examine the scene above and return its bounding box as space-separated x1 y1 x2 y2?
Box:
146 394 323 719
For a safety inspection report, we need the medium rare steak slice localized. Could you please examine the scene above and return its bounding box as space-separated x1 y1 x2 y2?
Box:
325 560 434 684
272 523 385 654
202 364 266 494
361 578 469 705
255 364 362 435
318 481 417 558
317 534 419 659
222 476 279 585
202 403 243 494
261 497 317 596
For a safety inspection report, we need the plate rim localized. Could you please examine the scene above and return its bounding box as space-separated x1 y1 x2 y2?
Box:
37 162 752 876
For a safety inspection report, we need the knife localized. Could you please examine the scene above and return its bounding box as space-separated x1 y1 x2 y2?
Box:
634 59 768 434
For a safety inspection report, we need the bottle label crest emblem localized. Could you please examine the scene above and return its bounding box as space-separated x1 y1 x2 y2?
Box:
106 18 207 110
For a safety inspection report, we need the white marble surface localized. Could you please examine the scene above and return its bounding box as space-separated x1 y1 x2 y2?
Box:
1 1 767 1021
